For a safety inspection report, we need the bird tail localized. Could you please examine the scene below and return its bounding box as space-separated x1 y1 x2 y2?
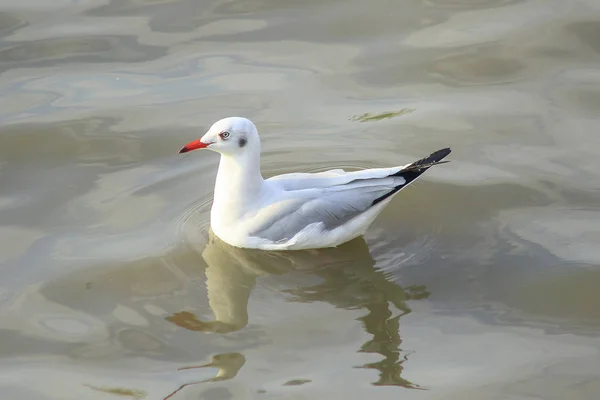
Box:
371 147 451 205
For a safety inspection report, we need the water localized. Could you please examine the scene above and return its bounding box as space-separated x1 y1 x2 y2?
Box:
1 0 600 399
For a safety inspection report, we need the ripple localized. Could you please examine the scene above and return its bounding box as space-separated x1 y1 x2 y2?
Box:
0 11 28 36
498 206 600 264
0 35 165 71
29 312 106 341
567 20 600 55
404 0 564 48
117 327 166 352
176 194 213 251
423 0 522 9
428 51 526 86
41 316 92 335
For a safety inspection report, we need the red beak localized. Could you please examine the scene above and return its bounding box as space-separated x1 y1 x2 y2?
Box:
179 139 210 154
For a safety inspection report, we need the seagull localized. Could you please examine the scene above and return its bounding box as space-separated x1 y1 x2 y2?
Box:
179 117 450 251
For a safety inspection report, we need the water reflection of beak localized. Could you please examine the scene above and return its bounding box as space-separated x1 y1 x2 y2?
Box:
164 353 247 399
177 353 246 381
178 362 212 370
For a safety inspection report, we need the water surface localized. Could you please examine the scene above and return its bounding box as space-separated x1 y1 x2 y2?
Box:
1 0 600 399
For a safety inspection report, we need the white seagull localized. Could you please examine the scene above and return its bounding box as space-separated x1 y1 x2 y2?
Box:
179 117 450 251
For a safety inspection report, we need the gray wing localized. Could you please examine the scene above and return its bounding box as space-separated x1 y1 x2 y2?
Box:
251 147 452 242
249 183 397 242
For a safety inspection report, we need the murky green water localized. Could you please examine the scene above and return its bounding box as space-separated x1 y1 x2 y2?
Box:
1 0 600 399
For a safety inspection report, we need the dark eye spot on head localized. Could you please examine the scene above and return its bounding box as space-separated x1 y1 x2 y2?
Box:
238 138 247 148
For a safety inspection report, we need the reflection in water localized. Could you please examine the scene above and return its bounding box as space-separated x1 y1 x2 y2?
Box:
356 304 421 389
349 108 415 122
164 353 246 400
165 232 429 395
84 384 147 399
282 238 429 389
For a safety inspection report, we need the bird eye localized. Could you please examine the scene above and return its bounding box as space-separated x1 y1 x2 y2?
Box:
219 131 230 140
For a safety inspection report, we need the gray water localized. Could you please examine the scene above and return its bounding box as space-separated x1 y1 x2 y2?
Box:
1 0 600 399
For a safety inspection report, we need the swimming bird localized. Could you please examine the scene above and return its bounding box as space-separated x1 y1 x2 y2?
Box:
179 117 450 250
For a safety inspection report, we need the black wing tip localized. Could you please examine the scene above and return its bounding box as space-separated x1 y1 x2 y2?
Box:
400 147 452 172
426 147 452 163
373 146 452 206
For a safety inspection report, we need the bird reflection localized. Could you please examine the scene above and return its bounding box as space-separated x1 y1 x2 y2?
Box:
280 237 429 389
165 231 429 396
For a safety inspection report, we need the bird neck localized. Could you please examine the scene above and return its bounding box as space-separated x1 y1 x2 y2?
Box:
213 150 264 208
